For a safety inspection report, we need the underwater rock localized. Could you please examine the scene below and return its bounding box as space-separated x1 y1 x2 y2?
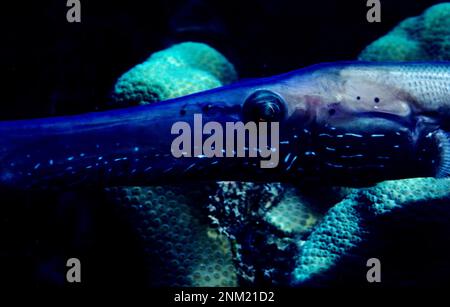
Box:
359 3 450 61
112 42 237 106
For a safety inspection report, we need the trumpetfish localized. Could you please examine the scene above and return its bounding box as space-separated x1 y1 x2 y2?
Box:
0 61 449 189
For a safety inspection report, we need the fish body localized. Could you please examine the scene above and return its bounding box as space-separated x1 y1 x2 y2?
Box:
0 61 449 189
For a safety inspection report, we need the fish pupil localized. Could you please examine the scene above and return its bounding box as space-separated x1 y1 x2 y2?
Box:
243 90 286 122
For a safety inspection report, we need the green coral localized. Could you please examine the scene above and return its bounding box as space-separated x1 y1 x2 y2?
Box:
112 42 237 106
359 3 450 61
292 178 450 285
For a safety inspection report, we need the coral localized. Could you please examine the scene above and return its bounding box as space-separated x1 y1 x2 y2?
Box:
108 13 450 286
112 42 237 106
359 3 450 61
292 178 450 286
106 185 237 286
208 182 289 285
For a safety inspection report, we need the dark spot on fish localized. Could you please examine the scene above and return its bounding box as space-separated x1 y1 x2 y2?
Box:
328 109 336 116
374 97 380 103
202 104 212 113
357 96 361 100
180 109 186 116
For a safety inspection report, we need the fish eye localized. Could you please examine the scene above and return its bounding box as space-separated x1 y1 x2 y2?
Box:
243 90 286 122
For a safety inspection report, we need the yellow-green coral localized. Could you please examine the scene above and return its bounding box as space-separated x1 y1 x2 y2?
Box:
293 5 450 285
359 3 450 61
112 42 237 105
264 186 323 235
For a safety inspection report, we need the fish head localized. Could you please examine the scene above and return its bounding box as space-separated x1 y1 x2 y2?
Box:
246 67 446 185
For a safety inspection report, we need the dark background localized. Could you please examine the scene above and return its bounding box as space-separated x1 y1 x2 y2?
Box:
0 0 447 288
0 0 446 120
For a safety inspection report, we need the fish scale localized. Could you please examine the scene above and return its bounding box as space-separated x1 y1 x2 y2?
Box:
340 62 450 111
393 64 450 109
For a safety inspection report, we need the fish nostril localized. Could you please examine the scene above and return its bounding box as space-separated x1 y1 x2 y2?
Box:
328 109 336 116
374 97 380 103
